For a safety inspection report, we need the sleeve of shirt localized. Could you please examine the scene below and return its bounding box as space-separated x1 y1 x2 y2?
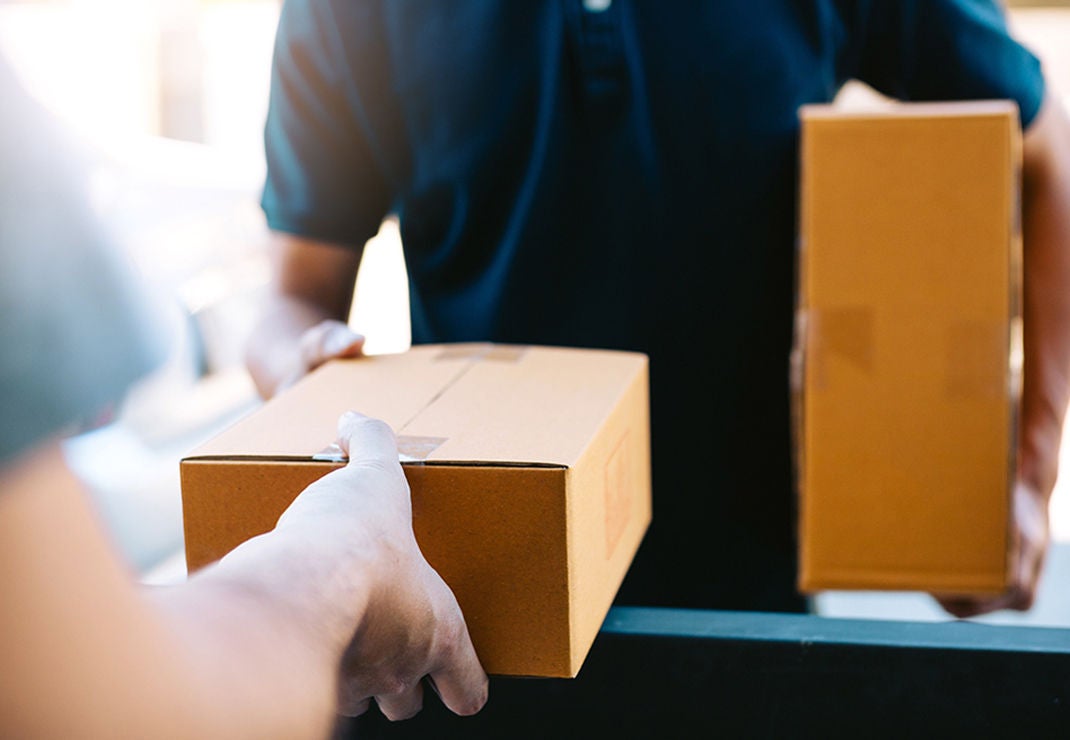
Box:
849 0 1045 128
261 0 399 249
0 59 165 466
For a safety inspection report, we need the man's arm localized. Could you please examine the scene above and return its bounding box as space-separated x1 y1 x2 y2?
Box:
0 414 486 737
939 96 1070 618
246 233 367 399
1019 97 1070 509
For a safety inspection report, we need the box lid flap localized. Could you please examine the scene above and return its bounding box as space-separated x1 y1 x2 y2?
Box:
185 343 647 467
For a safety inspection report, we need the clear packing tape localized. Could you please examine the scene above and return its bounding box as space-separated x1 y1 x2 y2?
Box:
313 436 449 464
795 308 1021 397
790 306 1023 482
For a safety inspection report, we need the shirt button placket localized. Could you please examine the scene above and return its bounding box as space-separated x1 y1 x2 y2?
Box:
574 0 628 118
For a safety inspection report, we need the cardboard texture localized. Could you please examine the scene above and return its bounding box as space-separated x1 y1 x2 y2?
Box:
181 344 651 677
795 101 1021 594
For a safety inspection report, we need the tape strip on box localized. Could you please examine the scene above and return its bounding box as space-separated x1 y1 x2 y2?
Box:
313 435 448 464
434 343 528 363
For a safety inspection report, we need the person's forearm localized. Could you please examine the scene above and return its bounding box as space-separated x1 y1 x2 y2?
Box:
145 581 340 739
0 444 346 739
931 100 1069 618
145 528 379 738
246 233 364 399
1020 98 1070 500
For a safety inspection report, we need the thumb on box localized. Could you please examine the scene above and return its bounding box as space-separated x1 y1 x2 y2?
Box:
336 411 399 468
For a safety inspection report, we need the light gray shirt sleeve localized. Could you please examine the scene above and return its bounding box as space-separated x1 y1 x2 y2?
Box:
0 57 165 465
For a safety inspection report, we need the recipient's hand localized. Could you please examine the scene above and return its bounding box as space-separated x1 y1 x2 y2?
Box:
933 480 1050 619
275 412 488 719
277 320 365 394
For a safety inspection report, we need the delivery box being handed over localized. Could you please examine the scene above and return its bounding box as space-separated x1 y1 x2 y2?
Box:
181 343 651 677
795 101 1022 595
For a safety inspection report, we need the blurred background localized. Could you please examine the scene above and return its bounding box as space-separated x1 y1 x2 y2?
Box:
2 0 1068 624
1 0 411 576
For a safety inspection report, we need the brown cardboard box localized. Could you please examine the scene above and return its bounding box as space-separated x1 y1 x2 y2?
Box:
795 101 1021 594
181 343 650 677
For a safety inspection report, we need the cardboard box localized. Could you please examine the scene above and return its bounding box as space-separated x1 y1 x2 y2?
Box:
181 343 650 677
795 101 1021 594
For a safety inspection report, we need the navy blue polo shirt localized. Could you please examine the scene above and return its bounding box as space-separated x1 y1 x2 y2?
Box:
262 0 1044 612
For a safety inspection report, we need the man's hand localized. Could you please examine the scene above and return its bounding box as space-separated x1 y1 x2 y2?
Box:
281 319 365 390
274 412 488 719
935 481 1050 618
932 97 1070 621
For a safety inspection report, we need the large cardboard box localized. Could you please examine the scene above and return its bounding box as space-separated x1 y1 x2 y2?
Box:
795 101 1022 594
181 343 650 677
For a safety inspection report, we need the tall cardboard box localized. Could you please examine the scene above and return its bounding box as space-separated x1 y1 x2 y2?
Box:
795 101 1021 594
181 343 650 677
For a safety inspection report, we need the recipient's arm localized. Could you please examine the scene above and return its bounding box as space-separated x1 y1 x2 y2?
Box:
939 96 1070 617
0 414 486 738
1018 97 1070 510
246 233 367 399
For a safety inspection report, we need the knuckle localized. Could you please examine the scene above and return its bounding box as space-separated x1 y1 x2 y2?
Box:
382 697 423 722
339 698 371 718
337 679 372 718
378 674 414 697
441 616 467 654
383 701 419 718
455 683 489 717
375 675 425 722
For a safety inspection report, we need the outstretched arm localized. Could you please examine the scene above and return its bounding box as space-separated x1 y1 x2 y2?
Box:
0 413 486 737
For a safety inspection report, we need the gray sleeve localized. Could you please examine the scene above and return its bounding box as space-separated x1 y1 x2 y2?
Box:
0 57 165 465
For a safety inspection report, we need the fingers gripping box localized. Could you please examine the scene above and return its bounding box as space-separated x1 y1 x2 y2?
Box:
795 102 1021 594
181 344 651 677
